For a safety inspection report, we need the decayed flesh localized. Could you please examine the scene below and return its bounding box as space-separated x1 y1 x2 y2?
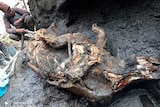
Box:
26 22 160 101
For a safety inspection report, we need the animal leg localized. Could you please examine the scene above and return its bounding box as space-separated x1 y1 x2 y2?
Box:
92 23 107 48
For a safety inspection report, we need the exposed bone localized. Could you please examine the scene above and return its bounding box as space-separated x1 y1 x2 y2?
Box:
67 37 72 64
26 23 160 102
46 79 59 86
53 58 64 71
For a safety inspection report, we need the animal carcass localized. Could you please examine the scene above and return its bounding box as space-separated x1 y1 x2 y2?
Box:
27 23 160 102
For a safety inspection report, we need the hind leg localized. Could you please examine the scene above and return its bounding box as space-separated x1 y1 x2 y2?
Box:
92 23 107 48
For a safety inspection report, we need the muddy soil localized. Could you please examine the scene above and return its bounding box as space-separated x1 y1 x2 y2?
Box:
1 0 160 107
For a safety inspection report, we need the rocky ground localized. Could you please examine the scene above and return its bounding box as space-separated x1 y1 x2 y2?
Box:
1 0 160 107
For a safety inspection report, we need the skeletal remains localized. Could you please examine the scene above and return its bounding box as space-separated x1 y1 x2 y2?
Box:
27 23 160 102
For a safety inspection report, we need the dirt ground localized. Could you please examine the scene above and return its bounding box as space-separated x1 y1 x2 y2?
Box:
1 0 160 107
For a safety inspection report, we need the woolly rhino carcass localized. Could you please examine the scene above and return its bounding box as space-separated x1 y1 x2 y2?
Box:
26 23 160 102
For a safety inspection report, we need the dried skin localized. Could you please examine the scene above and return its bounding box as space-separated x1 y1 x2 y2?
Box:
92 23 107 48
27 23 160 102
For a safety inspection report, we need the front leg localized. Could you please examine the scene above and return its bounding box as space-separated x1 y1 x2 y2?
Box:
92 23 107 48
